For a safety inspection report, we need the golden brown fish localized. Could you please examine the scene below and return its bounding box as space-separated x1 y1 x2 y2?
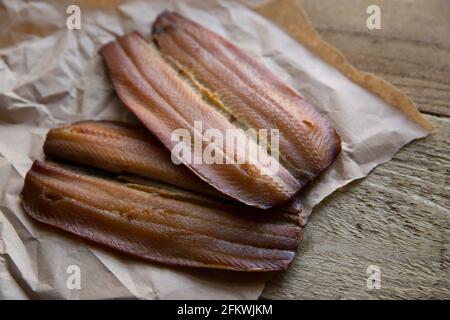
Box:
152 12 341 186
43 120 228 199
43 120 302 214
22 160 301 271
99 13 341 209
100 31 301 209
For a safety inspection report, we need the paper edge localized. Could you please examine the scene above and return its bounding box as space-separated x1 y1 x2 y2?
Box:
252 0 435 133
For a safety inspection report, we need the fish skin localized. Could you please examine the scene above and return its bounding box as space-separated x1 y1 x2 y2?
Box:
99 31 300 209
152 11 341 186
43 120 228 199
120 173 302 216
43 121 302 215
21 161 301 272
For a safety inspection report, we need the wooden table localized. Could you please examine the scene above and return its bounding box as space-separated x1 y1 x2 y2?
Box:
263 0 449 299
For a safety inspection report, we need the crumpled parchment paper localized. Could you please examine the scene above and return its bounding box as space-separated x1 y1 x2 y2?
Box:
0 0 432 299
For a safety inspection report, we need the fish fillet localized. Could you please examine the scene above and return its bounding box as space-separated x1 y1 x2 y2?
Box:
43 120 228 199
22 160 301 271
43 120 302 214
152 12 341 187
100 31 301 209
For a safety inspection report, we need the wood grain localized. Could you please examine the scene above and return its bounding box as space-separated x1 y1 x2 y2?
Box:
297 0 450 117
263 0 450 299
264 115 449 299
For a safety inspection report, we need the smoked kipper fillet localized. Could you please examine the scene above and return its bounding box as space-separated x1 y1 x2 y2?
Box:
120 173 301 215
100 14 341 209
100 31 301 209
21 160 301 271
43 120 228 200
151 12 341 187
43 120 302 214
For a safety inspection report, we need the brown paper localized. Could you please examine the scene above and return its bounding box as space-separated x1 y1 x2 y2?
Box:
254 0 433 132
0 0 431 299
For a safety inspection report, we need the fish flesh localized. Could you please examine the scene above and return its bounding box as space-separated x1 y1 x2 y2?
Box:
43 120 228 200
100 31 302 209
152 12 341 186
43 120 302 214
100 13 341 209
22 160 301 271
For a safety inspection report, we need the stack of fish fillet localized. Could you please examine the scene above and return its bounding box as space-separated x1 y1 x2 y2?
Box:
21 12 341 272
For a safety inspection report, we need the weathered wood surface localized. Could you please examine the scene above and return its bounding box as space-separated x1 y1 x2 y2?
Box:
263 0 450 299
295 0 450 117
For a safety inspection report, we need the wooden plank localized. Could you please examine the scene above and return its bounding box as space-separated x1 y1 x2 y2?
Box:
263 0 449 300
263 114 449 299
296 0 450 117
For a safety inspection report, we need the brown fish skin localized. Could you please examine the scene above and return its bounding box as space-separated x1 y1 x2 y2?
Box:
99 31 300 209
152 12 341 187
22 161 301 271
44 121 302 215
43 120 229 200
120 173 302 216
